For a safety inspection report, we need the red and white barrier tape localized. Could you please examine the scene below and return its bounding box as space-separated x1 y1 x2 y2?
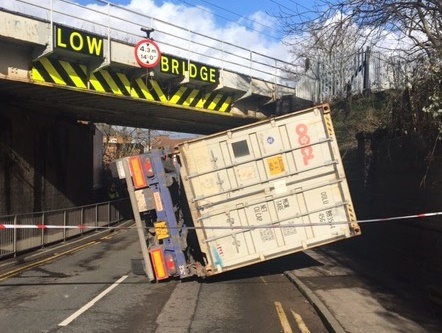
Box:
1 211 441 230
0 224 102 229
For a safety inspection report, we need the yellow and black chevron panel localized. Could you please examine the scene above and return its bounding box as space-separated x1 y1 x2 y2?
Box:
32 57 231 112
89 70 131 96
169 86 232 112
32 57 88 88
32 58 133 97
131 77 167 102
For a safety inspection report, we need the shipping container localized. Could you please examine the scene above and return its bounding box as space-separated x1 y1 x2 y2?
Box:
114 104 361 281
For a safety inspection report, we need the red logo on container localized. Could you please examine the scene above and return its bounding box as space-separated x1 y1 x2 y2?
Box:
295 124 314 165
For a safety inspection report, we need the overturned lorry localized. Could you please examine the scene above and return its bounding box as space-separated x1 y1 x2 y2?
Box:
113 104 361 281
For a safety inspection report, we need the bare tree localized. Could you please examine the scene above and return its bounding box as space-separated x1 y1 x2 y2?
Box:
98 124 160 166
275 2 375 102
279 0 442 62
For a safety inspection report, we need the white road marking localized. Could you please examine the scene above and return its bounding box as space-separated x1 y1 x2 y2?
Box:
58 275 129 327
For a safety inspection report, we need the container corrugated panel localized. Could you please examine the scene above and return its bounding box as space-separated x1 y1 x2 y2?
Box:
178 104 360 275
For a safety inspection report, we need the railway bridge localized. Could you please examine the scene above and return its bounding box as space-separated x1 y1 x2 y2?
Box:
0 0 311 215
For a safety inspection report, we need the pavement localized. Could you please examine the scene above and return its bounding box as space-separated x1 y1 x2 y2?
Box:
285 248 442 333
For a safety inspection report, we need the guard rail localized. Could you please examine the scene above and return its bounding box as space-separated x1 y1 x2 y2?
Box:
0 198 131 259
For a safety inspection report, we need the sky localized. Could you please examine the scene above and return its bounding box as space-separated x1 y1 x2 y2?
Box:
75 0 315 32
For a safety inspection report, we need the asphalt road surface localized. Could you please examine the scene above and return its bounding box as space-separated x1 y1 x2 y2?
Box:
0 226 328 333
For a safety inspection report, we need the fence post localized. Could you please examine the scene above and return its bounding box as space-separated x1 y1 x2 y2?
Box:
13 214 17 257
316 60 321 103
116 201 120 222
81 207 84 235
63 210 67 241
363 47 371 95
41 212 45 249
95 203 99 229
108 201 111 226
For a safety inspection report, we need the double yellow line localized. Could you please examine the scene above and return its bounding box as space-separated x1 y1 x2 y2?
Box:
275 301 310 333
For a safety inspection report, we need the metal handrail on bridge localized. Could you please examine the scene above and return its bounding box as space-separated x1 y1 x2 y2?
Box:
2 0 299 88
0 198 131 259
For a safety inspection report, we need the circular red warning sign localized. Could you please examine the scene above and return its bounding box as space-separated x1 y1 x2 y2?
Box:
134 39 161 69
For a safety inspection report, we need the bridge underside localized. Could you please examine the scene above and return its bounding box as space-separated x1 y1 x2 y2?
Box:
0 79 260 135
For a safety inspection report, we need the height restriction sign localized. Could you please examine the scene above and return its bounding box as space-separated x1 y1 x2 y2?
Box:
134 39 161 68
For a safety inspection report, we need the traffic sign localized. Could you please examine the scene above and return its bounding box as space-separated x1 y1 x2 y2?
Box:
134 39 161 68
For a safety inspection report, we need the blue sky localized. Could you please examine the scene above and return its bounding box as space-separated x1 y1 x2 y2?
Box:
75 0 315 20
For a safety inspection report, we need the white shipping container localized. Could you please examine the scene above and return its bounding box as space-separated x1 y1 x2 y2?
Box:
178 104 360 276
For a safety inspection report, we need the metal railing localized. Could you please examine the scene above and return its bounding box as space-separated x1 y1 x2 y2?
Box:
0 198 131 259
296 48 417 103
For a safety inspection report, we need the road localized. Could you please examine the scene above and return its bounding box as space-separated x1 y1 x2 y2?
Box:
0 226 328 333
